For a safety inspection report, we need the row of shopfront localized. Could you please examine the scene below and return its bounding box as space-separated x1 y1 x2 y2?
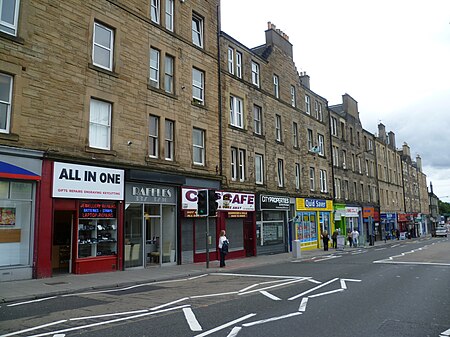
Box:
0 148 428 281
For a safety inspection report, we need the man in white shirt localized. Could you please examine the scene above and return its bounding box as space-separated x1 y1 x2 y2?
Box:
351 228 359 247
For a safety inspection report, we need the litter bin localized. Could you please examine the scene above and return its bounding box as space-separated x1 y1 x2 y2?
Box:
292 240 301 258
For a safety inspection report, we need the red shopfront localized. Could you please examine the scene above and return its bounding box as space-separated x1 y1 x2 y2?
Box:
180 188 256 264
36 161 124 278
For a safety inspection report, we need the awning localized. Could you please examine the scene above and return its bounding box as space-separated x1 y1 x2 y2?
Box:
0 161 41 180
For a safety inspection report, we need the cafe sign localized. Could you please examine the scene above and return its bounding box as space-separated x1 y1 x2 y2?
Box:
182 188 255 212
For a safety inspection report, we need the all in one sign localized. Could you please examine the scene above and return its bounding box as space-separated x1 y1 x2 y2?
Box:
52 162 124 200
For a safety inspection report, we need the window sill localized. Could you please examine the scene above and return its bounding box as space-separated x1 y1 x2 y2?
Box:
85 146 117 156
0 133 19 142
191 100 207 109
145 156 178 166
147 84 177 99
228 124 246 132
88 63 119 78
0 31 24 44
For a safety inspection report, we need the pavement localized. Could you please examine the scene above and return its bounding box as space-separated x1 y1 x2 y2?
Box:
0 237 425 304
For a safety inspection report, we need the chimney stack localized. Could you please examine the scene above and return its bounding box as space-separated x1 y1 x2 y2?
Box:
265 21 293 58
378 123 386 142
300 72 310 89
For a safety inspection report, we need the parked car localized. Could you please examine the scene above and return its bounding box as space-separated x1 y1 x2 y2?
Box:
435 225 448 237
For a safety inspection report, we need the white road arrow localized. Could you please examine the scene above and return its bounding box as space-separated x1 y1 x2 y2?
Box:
340 278 361 290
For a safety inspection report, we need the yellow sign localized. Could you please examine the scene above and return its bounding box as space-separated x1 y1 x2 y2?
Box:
296 198 333 211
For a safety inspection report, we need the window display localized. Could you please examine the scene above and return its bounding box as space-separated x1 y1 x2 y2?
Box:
78 201 118 258
78 219 117 258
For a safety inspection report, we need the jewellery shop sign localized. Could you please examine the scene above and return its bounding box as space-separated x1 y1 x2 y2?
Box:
52 162 124 200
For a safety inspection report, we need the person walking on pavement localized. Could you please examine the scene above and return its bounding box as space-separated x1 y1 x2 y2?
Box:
321 230 330 251
218 230 229 268
332 229 339 249
352 228 359 247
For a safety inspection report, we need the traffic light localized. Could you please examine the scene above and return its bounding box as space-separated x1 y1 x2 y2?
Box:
197 189 208 216
208 190 220 217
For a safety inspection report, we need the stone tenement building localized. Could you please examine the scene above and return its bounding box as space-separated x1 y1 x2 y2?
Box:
375 123 405 234
329 94 378 240
0 0 430 281
220 23 332 254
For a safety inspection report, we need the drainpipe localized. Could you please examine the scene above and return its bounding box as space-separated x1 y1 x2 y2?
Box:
216 4 223 178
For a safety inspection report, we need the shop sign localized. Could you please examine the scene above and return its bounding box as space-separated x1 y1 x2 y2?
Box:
79 201 117 218
398 213 408 222
125 183 175 204
381 213 396 220
345 207 360 217
53 162 124 200
259 194 290 210
227 211 248 218
182 188 255 212
363 207 374 218
296 198 333 211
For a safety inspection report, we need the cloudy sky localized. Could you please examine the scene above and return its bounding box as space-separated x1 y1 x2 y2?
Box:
221 0 450 202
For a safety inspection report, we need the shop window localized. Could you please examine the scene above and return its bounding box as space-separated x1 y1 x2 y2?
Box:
78 202 118 258
0 181 33 267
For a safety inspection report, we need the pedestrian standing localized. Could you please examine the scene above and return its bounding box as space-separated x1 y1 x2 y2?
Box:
347 231 353 247
321 230 330 251
352 228 359 247
332 229 339 249
218 230 229 268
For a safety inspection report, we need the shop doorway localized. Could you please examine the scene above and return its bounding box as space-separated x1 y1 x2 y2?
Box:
52 211 73 274
243 217 255 257
124 203 176 268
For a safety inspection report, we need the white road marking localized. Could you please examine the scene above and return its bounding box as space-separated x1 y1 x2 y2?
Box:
27 305 190 337
340 278 362 290
242 312 302 327
391 244 400 248
239 278 306 296
288 278 339 301
70 309 148 321
373 260 450 266
308 289 344 298
183 307 202 331
213 273 304 279
439 329 450 337
194 313 256 337
188 274 208 280
150 297 189 310
313 255 341 262
191 291 238 299
53 335 65 337
440 327 450 336
298 297 308 312
227 327 242 337
375 247 386 251
239 284 259 293
61 278 190 297
0 320 67 337
351 250 366 255
259 291 281 301
239 279 293 293
7 296 58 307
